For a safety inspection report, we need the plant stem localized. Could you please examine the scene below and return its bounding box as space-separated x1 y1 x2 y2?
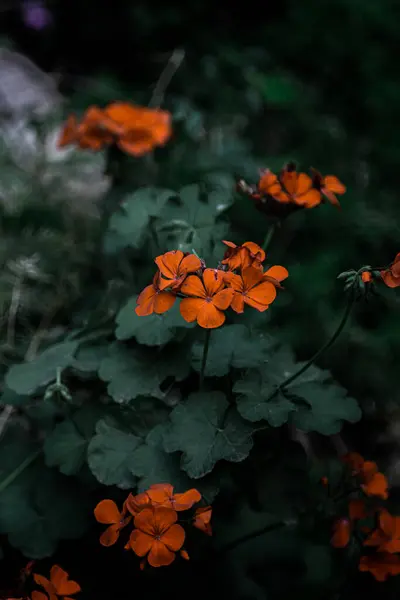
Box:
261 223 276 252
217 520 288 555
0 449 41 493
199 329 212 389
272 287 356 397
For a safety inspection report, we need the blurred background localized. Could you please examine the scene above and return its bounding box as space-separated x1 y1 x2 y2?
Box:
0 0 400 477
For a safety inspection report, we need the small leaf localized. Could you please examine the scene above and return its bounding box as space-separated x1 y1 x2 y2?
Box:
116 296 193 346
5 341 79 395
0 426 90 558
87 420 140 488
289 381 361 435
155 184 226 256
106 187 174 250
163 392 254 478
98 342 190 403
43 405 104 475
192 325 270 377
235 372 296 427
129 423 219 501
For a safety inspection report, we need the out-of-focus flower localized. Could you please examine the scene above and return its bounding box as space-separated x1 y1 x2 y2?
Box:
21 0 53 31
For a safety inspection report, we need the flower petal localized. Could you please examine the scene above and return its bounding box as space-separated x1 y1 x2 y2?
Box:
197 303 225 329
135 507 177 536
31 592 49 600
231 293 245 313
153 291 176 314
246 281 277 307
212 288 234 310
264 266 289 282
300 189 322 208
147 484 174 507
331 519 351 548
147 540 176 567
160 523 185 551
180 298 205 323
155 251 184 279
227 273 244 292
324 176 346 194
135 284 157 316
99 524 120 547
241 267 264 291
129 530 154 557
180 275 207 298
173 488 202 510
296 173 313 196
202 269 225 296
33 575 56 598
50 566 81 596
180 254 202 274
94 499 121 525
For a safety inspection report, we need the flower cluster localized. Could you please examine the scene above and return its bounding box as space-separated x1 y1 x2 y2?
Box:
381 252 400 288
328 453 400 581
94 483 212 568
9 564 81 600
337 252 400 298
135 243 288 329
58 102 171 156
237 162 346 218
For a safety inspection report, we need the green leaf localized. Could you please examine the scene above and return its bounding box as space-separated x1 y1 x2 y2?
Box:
98 342 190 403
235 372 296 427
116 296 193 346
0 426 90 558
72 343 109 374
129 423 219 501
163 392 254 478
192 325 270 377
87 419 140 488
234 343 361 434
5 341 79 395
43 405 104 475
289 381 361 435
234 345 300 426
155 184 227 256
107 187 174 250
0 386 31 407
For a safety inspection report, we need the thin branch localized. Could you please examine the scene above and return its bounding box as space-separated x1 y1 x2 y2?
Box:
6 276 22 348
0 405 14 441
148 49 185 108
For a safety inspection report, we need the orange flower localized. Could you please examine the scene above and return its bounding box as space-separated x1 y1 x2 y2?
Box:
94 499 132 546
381 253 400 288
155 251 202 290
103 102 171 156
58 102 171 156
228 266 284 313
135 272 177 316
221 241 265 271
257 169 288 202
279 165 322 208
146 483 201 511
364 509 400 553
331 499 368 548
193 506 212 536
32 566 80 600
125 492 153 516
311 169 346 208
361 271 372 283
359 553 400 582
343 453 388 500
180 269 234 329
128 507 185 567
58 115 79 147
